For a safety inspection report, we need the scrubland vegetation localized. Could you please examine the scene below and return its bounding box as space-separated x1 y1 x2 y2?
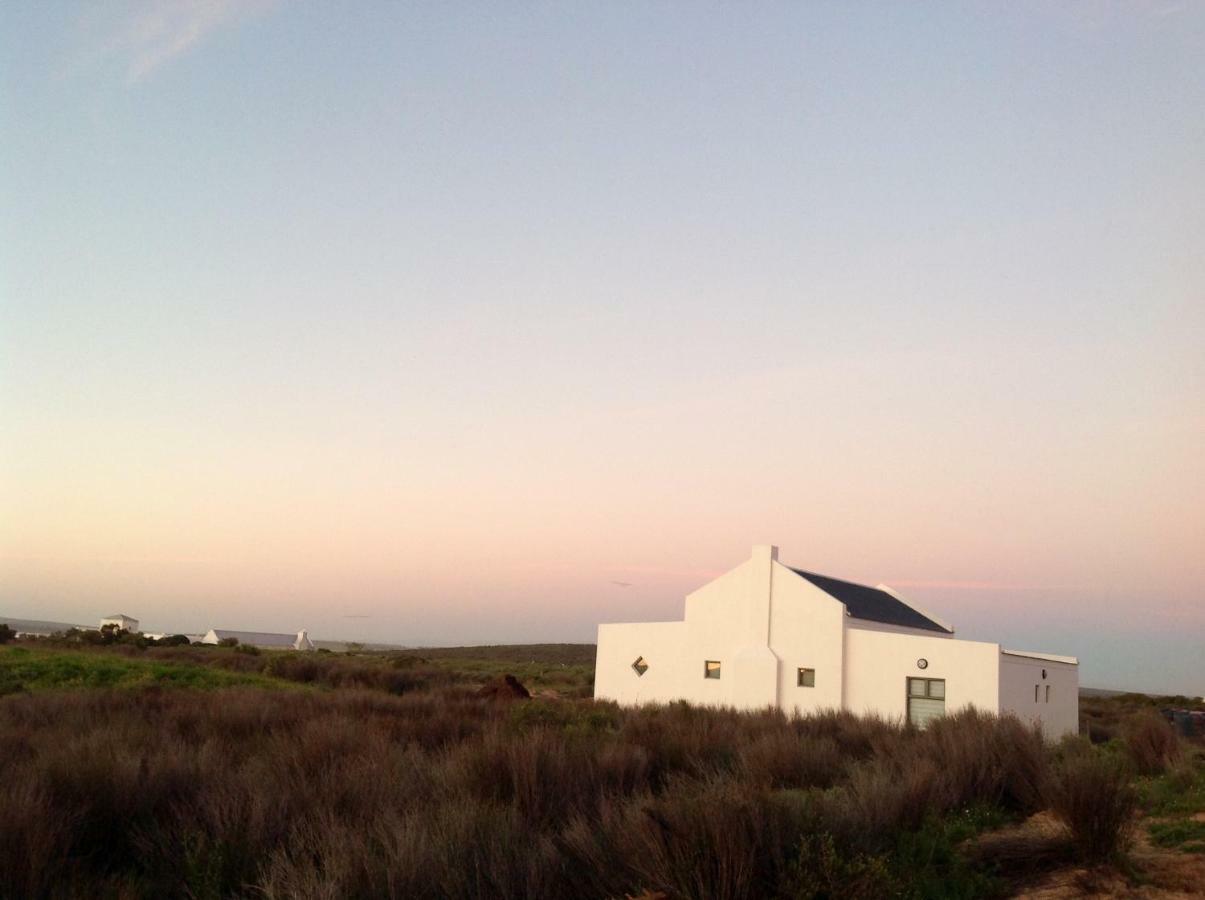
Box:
0 638 1201 899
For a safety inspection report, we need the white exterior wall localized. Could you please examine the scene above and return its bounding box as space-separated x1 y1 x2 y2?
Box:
595 621 687 703
767 568 846 715
844 625 1001 721
999 653 1079 738
683 546 779 708
100 615 139 632
596 546 787 709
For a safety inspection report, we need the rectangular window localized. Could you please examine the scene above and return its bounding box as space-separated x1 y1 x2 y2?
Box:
797 667 815 687
704 660 721 679
1035 684 1040 703
907 677 946 729
1045 685 1051 703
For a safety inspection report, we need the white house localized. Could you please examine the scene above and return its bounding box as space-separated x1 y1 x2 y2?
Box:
201 629 315 651
595 545 1078 738
100 614 139 632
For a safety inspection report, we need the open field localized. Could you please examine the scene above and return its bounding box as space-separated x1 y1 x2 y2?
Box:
0 638 1202 899
0 645 289 693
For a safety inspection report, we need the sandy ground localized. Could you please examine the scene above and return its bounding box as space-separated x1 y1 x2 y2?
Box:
999 812 1205 899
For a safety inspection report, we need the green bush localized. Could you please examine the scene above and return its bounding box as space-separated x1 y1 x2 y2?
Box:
1148 818 1205 853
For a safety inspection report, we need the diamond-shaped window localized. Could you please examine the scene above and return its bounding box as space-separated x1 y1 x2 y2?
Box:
631 656 649 676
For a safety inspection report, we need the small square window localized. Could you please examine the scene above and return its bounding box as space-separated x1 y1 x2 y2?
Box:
909 679 927 697
928 680 944 700
631 656 648 677
704 660 721 679
797 667 815 687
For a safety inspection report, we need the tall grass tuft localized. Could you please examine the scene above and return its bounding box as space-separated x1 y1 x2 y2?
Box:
1121 710 1182 776
1045 750 1137 863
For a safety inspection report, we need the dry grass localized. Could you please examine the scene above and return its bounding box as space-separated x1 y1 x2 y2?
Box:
0 686 1071 899
4 645 1197 899
1123 711 1183 776
1046 749 1138 863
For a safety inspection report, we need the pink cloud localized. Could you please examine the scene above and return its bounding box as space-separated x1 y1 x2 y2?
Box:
886 579 1070 592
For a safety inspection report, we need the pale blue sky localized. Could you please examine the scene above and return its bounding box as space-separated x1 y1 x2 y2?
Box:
2 2 1202 693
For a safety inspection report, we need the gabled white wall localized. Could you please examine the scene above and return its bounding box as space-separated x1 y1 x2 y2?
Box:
767 563 846 715
680 545 779 708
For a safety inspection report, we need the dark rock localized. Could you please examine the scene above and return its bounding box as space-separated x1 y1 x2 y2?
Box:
476 674 531 700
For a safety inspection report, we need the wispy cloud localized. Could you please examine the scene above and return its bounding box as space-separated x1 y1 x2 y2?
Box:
887 580 1066 592
83 0 280 83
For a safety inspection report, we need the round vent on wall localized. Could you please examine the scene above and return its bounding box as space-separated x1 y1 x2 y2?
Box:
917 658 928 670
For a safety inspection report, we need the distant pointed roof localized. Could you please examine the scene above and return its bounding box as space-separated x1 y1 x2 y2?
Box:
790 569 952 634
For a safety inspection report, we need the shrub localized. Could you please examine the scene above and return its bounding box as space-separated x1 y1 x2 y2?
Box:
916 709 1049 815
782 833 897 900
0 624 16 644
818 756 938 849
737 731 844 789
1122 711 1181 776
561 775 807 900
1046 751 1136 863
217 637 239 648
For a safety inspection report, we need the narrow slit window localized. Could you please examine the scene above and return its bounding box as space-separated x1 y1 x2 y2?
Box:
797 667 815 687
704 660 721 679
631 656 648 677
1045 685 1051 703
1035 684 1040 703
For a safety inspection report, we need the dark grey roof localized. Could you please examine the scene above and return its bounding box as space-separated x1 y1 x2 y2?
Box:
790 569 952 634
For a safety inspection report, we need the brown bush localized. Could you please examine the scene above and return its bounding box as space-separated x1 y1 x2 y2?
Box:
1045 751 1137 863
1122 710 1182 775
0 683 1116 898
818 755 938 849
737 731 845 789
916 709 1049 815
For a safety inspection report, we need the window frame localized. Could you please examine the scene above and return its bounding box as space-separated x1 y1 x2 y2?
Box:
907 677 945 700
631 656 648 677
703 660 721 680
797 667 816 688
906 677 947 728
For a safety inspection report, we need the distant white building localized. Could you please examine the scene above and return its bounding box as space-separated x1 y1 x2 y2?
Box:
201 629 314 651
100 614 139 632
595 545 1079 739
